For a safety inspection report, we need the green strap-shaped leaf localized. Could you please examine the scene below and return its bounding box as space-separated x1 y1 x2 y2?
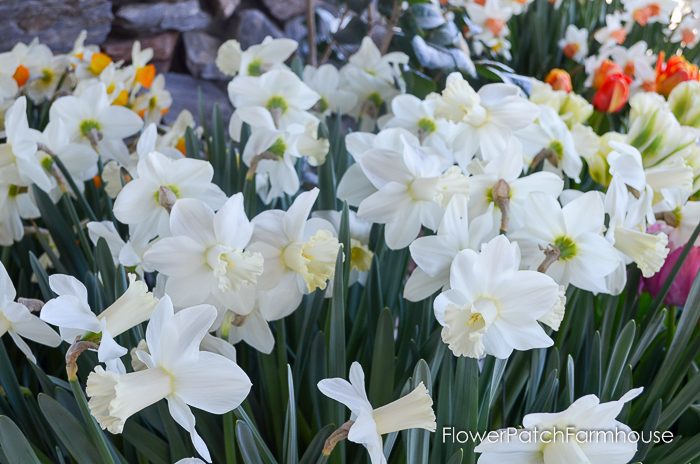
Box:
0 416 41 464
38 393 101 464
235 421 264 464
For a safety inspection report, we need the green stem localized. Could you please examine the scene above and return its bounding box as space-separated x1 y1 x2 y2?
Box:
69 378 117 464
224 411 238 464
51 154 98 222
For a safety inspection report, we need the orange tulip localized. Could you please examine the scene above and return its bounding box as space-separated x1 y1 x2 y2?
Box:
655 52 700 97
592 73 632 113
544 68 572 92
592 59 623 90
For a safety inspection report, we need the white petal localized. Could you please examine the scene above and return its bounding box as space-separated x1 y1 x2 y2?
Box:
171 352 251 413
167 396 211 463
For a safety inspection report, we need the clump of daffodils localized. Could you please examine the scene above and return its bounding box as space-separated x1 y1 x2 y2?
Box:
0 20 698 464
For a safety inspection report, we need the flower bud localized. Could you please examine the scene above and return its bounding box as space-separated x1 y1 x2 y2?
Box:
593 73 632 113
544 68 572 93
667 80 700 127
656 52 700 97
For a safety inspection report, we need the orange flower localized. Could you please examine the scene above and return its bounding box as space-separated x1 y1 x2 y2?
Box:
562 43 580 61
592 59 623 90
176 137 187 155
112 89 130 107
12 65 29 87
609 29 627 44
681 28 697 46
592 73 632 113
135 64 156 88
632 3 661 26
544 68 572 93
655 52 700 97
485 18 506 36
88 52 112 75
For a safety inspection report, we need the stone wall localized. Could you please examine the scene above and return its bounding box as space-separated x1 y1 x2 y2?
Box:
0 0 316 124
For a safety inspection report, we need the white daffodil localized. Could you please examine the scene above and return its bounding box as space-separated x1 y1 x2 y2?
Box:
86 296 252 462
112 151 226 240
404 194 496 301
0 96 52 192
434 235 563 359
86 221 152 276
249 188 341 320
438 72 539 167
517 105 583 182
381 93 451 145
356 140 468 249
0 183 39 246
469 138 564 233
670 14 700 48
41 273 158 369
216 285 274 354
0 262 60 363
654 189 700 248
593 12 630 45
604 141 655 227
49 82 143 146
143 194 263 308
227 68 320 139
338 128 425 208
25 49 69 104
604 142 669 279
133 75 172 125
340 37 408 128
514 191 620 292
558 25 589 62
37 117 99 191
216 36 297 77
241 109 328 203
157 109 195 156
303 64 357 116
318 362 436 464
475 388 644 463
623 0 676 25
467 0 513 49
313 209 374 286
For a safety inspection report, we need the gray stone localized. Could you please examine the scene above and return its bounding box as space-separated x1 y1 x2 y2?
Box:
183 31 227 80
261 0 306 21
114 0 212 35
163 72 232 127
202 0 240 18
229 9 284 49
102 32 180 71
0 0 112 53
284 15 307 44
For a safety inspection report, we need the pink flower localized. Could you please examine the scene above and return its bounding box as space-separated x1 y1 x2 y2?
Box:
641 246 700 307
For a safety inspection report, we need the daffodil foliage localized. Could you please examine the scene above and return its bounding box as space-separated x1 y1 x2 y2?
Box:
0 1 699 463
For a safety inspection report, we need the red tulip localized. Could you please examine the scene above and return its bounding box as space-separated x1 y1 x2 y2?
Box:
592 73 632 113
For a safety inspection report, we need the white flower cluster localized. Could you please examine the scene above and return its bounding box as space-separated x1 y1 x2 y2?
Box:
218 35 407 203
0 30 693 464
